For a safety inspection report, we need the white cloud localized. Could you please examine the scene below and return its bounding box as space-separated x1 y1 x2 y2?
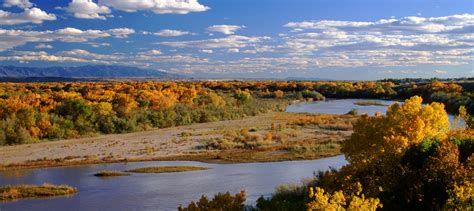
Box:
152 29 190 37
159 35 270 49
63 0 111 20
106 28 135 38
400 70 420 74
139 49 163 55
0 51 91 63
200 49 213 53
88 42 111 47
284 14 474 34
278 13 474 68
0 27 135 51
3 0 33 9
207 25 244 35
133 54 209 64
34 44 53 49
243 45 275 54
54 27 110 41
434 70 448 74
227 48 239 53
0 7 56 25
243 50 256 54
0 48 209 69
58 49 126 61
98 0 209 14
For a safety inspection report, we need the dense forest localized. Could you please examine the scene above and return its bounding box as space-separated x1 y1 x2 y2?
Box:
0 80 472 145
0 82 286 145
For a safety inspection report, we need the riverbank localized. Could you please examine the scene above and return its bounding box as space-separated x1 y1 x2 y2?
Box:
0 112 355 171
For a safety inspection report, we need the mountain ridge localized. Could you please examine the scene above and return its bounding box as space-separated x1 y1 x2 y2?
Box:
0 65 183 79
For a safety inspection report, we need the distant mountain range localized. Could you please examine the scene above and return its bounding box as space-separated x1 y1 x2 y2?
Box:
0 65 183 79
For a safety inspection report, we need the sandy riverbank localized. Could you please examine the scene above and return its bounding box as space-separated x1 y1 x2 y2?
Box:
0 112 355 170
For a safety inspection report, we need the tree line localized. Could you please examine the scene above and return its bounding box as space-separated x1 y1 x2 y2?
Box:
0 80 472 145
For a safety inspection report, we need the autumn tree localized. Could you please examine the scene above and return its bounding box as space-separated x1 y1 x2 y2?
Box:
306 96 474 210
459 106 473 129
234 89 252 103
342 96 450 167
274 90 285 98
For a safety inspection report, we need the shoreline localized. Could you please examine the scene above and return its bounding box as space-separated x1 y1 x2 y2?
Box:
0 150 343 171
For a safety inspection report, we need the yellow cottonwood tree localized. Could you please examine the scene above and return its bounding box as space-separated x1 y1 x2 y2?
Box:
342 96 450 166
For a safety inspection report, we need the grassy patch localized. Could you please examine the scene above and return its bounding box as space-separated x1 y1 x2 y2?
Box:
0 184 77 201
126 166 209 173
353 101 388 106
285 140 342 154
286 113 354 131
93 170 130 177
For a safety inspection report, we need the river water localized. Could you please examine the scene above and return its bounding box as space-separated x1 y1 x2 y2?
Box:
0 156 346 210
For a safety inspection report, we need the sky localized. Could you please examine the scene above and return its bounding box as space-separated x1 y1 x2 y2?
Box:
0 0 473 80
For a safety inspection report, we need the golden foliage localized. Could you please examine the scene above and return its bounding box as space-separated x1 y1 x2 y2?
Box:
307 183 382 211
445 182 474 209
342 96 450 165
274 90 285 98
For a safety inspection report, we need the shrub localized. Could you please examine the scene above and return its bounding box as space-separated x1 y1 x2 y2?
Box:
257 184 309 211
178 191 246 211
307 184 382 211
0 184 77 201
346 108 359 115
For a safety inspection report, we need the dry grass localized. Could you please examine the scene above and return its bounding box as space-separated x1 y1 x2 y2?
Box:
286 113 355 131
93 170 130 177
0 184 77 201
353 101 388 106
126 166 209 173
199 113 354 151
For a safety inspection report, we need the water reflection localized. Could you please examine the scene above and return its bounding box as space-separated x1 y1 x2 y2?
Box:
0 169 33 179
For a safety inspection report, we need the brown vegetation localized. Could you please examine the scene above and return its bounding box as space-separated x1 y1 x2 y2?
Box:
125 166 209 173
0 184 77 201
93 170 130 177
353 101 388 106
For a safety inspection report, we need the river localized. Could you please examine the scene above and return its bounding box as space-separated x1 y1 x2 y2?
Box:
0 156 346 210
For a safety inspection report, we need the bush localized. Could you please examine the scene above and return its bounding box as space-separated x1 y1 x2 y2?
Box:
256 184 309 211
178 191 246 211
346 108 359 115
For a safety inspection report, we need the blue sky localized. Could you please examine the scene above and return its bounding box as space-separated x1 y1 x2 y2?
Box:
0 0 473 79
